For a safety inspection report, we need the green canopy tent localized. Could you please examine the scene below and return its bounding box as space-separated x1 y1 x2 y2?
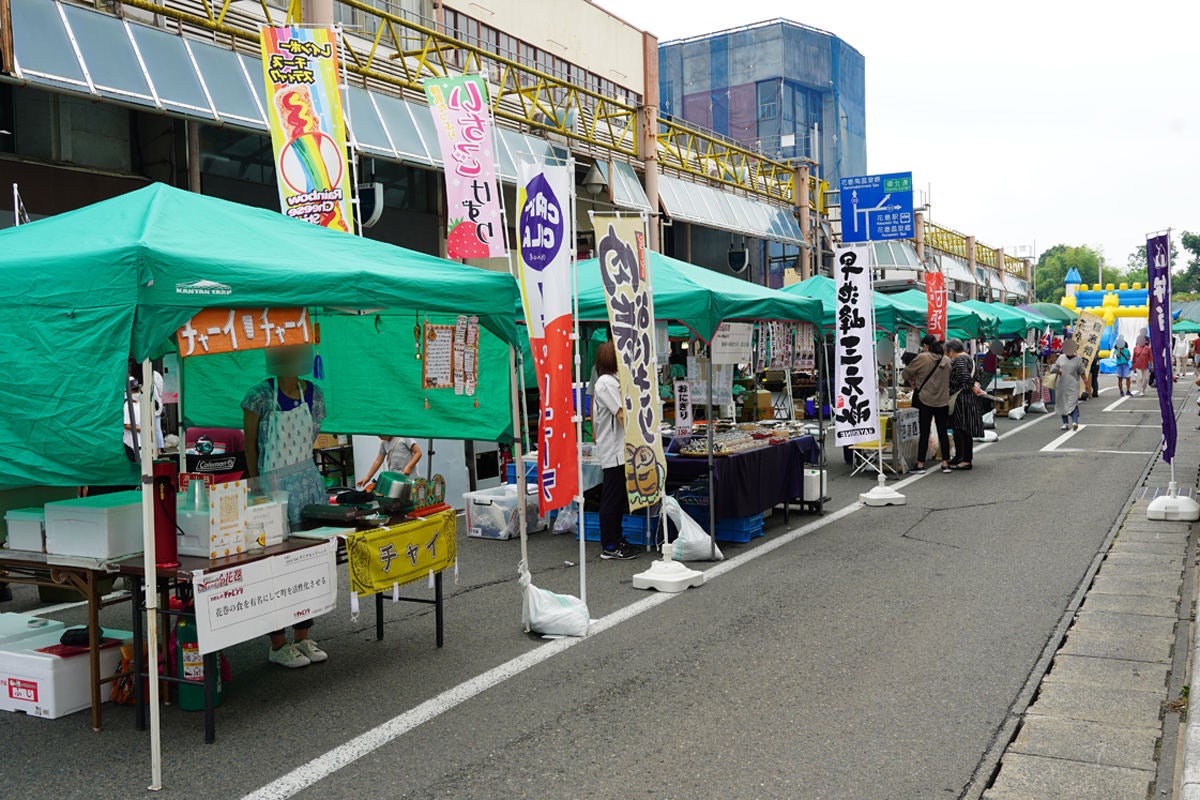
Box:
1173 320 1200 334
959 299 1048 338
0 183 523 488
781 274 926 332
575 250 824 339
1024 302 1079 328
888 289 999 341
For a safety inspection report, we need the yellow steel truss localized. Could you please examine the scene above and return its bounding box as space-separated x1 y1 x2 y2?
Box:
975 243 998 269
1004 254 1025 276
655 117 800 205
924 221 969 261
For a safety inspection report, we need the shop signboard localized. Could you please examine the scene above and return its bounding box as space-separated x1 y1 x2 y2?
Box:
344 510 457 597
259 27 354 232
674 381 692 437
594 214 666 511
926 271 947 340
1147 233 1176 463
711 323 754 365
192 540 338 655
422 75 506 259
838 171 914 242
176 308 310 357
833 244 880 446
516 159 577 514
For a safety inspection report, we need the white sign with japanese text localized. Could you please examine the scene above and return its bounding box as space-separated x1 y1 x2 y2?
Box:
833 244 880 446
674 380 693 436
192 540 337 655
711 322 754 365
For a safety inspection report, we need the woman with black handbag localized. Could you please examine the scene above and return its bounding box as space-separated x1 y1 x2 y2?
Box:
946 339 986 470
902 334 953 474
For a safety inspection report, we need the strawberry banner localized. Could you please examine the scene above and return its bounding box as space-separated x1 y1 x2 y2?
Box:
516 159 578 514
422 75 506 259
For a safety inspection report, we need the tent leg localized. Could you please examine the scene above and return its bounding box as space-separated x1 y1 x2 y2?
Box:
139 359 163 790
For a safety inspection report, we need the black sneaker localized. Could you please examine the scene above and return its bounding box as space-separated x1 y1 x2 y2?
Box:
600 543 640 560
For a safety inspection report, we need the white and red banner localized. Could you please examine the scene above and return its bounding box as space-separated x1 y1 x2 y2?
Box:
926 270 947 340
516 159 577 514
423 75 506 259
833 244 880 446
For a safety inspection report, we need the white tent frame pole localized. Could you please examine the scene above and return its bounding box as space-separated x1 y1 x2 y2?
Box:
707 350 716 560
138 358 164 790
509 346 528 569
569 158 587 606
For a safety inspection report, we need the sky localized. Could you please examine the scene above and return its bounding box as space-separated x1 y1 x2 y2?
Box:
592 0 1200 270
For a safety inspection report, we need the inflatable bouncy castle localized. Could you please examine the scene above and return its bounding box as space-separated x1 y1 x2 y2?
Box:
1060 267 1148 358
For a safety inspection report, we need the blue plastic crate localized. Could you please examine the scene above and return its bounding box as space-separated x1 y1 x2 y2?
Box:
579 511 601 542
505 461 538 485
621 513 662 547
682 507 764 543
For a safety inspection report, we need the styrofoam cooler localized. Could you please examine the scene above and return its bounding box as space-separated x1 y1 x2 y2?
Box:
4 508 46 552
803 468 827 500
0 613 65 647
43 491 143 559
0 629 131 718
464 485 545 540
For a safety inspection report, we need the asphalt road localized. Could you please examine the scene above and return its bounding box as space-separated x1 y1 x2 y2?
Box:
0 382 1177 800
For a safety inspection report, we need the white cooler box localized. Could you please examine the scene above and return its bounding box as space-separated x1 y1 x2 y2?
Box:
44 491 143 559
464 485 545 540
0 613 65 647
4 508 46 552
0 628 131 718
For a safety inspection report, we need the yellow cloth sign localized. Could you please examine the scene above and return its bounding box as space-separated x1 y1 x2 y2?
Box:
1075 311 1106 374
593 214 666 511
345 510 457 596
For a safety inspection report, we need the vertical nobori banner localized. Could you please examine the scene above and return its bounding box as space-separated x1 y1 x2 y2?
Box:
594 215 666 511
260 27 354 232
926 271 947 341
1074 310 1106 376
1147 233 1177 463
516 159 577 514
833 244 880 446
422 75 506 259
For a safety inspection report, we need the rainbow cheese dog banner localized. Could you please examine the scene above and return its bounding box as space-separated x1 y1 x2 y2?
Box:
260 27 354 233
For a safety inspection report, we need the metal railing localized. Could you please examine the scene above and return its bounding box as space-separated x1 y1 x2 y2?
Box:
924 221 969 260
656 116 799 204
1003 253 1025 277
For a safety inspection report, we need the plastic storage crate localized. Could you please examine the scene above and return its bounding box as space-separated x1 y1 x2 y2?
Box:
578 511 662 547
682 506 764 543
464 485 544 540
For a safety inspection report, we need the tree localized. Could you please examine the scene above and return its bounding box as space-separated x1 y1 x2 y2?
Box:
1034 244 1107 302
1179 232 1200 294
1124 245 1149 286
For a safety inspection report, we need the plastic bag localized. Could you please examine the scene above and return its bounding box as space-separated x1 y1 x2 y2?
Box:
1008 407 1026 420
982 410 995 429
553 507 578 534
519 568 589 637
662 496 723 562
1027 401 1047 414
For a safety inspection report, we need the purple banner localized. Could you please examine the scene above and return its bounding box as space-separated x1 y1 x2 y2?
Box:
1147 233 1176 463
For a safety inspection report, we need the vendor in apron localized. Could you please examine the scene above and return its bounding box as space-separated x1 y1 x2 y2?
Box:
242 344 328 669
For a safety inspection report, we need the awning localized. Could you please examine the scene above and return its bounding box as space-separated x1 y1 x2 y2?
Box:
939 254 976 285
871 240 921 269
595 161 652 212
658 173 804 246
5 0 561 183
1002 272 1029 298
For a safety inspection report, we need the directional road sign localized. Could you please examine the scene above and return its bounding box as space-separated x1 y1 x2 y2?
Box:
839 171 914 242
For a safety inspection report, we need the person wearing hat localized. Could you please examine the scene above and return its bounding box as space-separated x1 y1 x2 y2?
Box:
1131 335 1153 396
1050 339 1086 431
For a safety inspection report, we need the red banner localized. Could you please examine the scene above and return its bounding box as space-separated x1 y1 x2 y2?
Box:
926 272 947 340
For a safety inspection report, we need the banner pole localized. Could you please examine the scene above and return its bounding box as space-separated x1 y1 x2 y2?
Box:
336 25 363 236
569 158 587 607
11 183 18 227
138 359 164 790
510 346 528 570
707 350 716 560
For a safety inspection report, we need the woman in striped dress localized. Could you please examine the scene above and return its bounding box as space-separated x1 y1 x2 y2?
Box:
946 339 985 470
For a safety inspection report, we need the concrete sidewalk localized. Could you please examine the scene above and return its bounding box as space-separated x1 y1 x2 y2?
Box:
983 383 1199 800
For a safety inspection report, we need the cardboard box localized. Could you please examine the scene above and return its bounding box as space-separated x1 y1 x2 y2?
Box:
4 508 45 553
43 491 143 559
0 629 131 718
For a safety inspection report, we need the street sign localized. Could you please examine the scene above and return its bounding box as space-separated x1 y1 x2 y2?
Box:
839 171 914 242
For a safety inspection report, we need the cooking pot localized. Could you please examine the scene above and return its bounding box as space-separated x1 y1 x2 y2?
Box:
374 471 412 502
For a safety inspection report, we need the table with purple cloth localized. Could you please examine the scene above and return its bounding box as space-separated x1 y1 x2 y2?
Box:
664 435 821 519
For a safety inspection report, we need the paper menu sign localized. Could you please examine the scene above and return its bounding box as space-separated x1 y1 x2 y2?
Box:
209 480 248 559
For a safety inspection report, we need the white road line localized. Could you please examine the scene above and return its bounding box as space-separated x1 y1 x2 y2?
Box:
242 411 1061 800
240 500 867 800
1076 423 1161 428
1051 448 1158 455
1104 395 1130 411
1042 427 1081 452
31 590 130 617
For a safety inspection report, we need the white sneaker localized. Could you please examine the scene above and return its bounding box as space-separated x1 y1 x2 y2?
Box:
1060 424 1069 431
268 642 311 668
293 638 327 664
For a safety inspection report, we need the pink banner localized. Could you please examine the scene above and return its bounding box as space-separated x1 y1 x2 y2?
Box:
423 75 506 259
